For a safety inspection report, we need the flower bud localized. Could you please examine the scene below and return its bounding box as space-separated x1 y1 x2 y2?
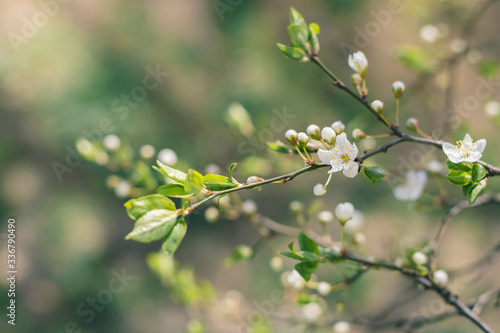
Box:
302 302 323 322
331 121 345 134
333 321 351 333
285 129 298 146
433 269 449 287
246 176 263 184
392 81 406 99
335 202 354 225
140 144 156 159
352 128 366 140
406 118 420 132
204 206 220 223
321 127 336 144
313 184 327 196
306 124 321 140
317 282 332 296
318 210 334 224
289 200 304 214
351 73 362 86
412 251 428 266
114 180 131 198
270 256 284 272
371 100 384 114
297 132 309 147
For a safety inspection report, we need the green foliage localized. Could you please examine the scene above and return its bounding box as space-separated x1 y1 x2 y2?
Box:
162 218 188 255
394 44 434 75
185 169 205 194
266 140 293 154
124 194 176 220
156 184 193 198
280 234 321 281
363 166 386 185
478 60 500 78
125 209 179 242
445 161 488 204
203 174 238 191
154 161 187 183
445 170 472 186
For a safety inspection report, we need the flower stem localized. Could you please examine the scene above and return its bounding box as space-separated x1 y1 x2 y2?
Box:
320 139 331 150
367 133 391 139
324 173 333 187
295 146 307 160
417 128 430 139
341 225 345 249
396 98 400 126
303 146 312 161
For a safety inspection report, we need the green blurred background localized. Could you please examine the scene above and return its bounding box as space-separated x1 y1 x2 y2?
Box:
1 0 500 332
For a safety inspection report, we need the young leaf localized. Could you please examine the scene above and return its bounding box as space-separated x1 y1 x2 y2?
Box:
308 25 320 55
154 161 187 183
446 160 472 172
124 194 176 220
228 163 239 184
364 166 386 185
471 163 487 183
289 7 306 27
309 23 320 34
468 183 483 204
185 169 204 194
298 232 319 255
277 43 308 62
125 209 179 243
156 184 193 198
203 174 238 191
462 183 472 196
294 261 318 281
287 24 310 52
266 140 292 154
162 218 187 255
445 170 472 186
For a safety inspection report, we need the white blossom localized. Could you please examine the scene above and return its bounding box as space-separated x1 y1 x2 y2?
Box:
103 134 121 151
485 101 500 117
317 282 332 295
241 199 257 215
302 302 323 321
158 148 178 165
204 207 219 223
427 160 443 174
335 202 354 223
371 100 384 113
322 127 336 144
140 144 156 159
317 133 359 178
333 321 351 333
289 200 304 214
114 180 131 198
442 133 486 163
419 24 440 43
270 256 284 272
313 184 327 196
286 270 306 289
344 210 364 233
285 129 298 145
412 251 428 266
331 121 345 134
348 51 368 74
393 170 427 201
433 270 449 287
318 210 334 224
307 124 321 140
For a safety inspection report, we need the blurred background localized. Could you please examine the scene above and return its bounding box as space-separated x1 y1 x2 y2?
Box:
1 0 500 332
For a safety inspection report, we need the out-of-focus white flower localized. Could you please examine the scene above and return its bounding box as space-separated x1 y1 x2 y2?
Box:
76 137 93 155
433 269 449 287
219 290 242 316
333 321 351 333
392 81 406 98
360 137 376 150
419 24 440 43
348 51 368 75
335 202 355 224
317 133 359 178
270 256 284 272
393 170 427 201
114 180 131 198
204 207 220 223
322 127 336 144
302 302 323 321
467 49 482 64
158 148 178 165
394 257 405 267
354 232 366 244
450 38 467 53
205 163 221 175
241 199 257 215
289 200 304 214
95 151 109 165
318 211 334 224
485 101 500 117
286 270 306 289
285 129 298 145
307 124 321 140
317 282 332 296
427 160 443 174
331 121 346 134
442 133 486 163
412 251 428 266
344 210 364 233
103 134 121 152
371 100 384 114
140 144 156 159
313 184 327 196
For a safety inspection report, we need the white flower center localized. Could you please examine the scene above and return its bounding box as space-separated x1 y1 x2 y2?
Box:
333 144 351 164
453 139 474 158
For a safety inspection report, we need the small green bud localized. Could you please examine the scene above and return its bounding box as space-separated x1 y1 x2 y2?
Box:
306 124 321 140
352 128 366 140
392 81 406 99
297 132 310 146
351 73 362 86
371 100 384 114
285 129 298 145
406 118 420 132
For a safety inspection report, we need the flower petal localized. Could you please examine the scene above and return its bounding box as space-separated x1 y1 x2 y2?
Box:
463 133 472 142
329 161 344 173
473 139 487 154
348 143 358 159
466 151 482 163
442 142 455 156
343 160 359 178
334 132 348 148
317 149 334 164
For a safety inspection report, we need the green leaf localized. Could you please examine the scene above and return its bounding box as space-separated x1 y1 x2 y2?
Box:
154 161 187 183
294 261 318 281
364 166 386 185
289 7 306 27
203 174 238 191
471 163 487 183
468 183 483 204
266 140 292 154
308 25 320 55
124 194 176 220
394 44 434 75
162 218 187 255
156 184 193 198
462 183 472 196
125 209 179 243
185 169 204 194
298 232 319 255
446 160 472 172
287 24 310 51
445 170 472 186
309 23 320 34
224 245 253 267
228 163 239 184
478 60 500 78
277 43 308 62
280 251 305 261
